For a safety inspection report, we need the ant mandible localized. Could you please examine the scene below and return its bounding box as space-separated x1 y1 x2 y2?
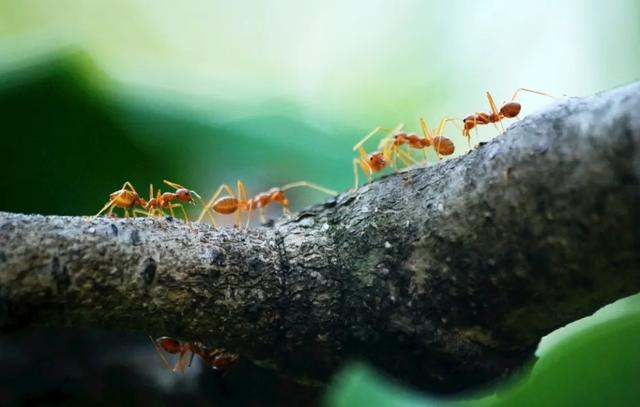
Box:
462 88 555 145
197 181 337 227
95 181 147 218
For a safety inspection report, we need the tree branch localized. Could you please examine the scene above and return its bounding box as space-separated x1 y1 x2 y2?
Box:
1 82 639 393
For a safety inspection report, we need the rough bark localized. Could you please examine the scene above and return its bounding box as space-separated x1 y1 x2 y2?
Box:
1 82 639 393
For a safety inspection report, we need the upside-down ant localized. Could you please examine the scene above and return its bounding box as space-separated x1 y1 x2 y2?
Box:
150 336 239 373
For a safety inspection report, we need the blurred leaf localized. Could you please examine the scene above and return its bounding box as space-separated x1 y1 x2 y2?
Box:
325 294 640 407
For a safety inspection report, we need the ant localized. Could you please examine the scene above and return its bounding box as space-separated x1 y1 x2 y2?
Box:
462 88 555 145
150 336 238 373
197 181 337 227
151 180 202 223
396 117 457 160
131 184 170 219
352 124 415 189
96 181 147 218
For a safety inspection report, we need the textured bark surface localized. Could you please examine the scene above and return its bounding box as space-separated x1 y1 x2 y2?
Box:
1 82 639 393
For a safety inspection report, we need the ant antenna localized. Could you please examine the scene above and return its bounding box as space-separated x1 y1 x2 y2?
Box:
279 181 337 196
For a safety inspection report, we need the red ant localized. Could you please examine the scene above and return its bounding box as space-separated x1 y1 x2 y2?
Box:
352 124 414 188
96 181 147 218
150 336 238 373
197 181 337 227
462 88 555 146
143 180 201 223
393 117 456 159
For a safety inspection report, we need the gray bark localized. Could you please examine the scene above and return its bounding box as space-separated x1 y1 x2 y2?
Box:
1 82 639 393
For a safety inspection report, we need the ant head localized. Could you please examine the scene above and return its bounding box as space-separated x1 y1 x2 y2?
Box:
393 131 407 140
175 188 200 203
369 152 386 171
271 190 289 206
156 337 182 354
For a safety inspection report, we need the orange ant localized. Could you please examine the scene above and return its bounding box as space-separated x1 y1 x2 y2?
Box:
151 180 202 223
96 181 147 218
131 184 168 218
150 336 238 373
382 117 457 161
417 117 457 159
462 88 555 145
352 124 415 189
197 181 337 227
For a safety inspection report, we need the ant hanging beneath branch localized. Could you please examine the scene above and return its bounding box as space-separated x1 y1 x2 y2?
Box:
462 88 555 146
150 336 239 374
197 181 337 227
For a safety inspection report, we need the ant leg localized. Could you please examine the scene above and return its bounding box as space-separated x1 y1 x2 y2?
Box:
511 88 556 101
353 158 372 190
95 199 116 217
396 147 415 167
196 184 232 223
193 192 216 226
279 181 337 196
486 92 505 133
149 336 175 371
353 126 391 151
122 181 138 194
237 180 253 229
173 204 190 224
173 351 189 373
237 180 251 229
133 209 150 217
162 179 186 190
352 158 362 190
259 208 267 224
419 117 434 145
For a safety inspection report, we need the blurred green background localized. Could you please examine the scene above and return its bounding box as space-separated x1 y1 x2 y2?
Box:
0 0 639 406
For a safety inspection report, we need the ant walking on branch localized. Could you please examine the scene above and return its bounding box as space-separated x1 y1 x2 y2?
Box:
416 116 457 159
462 88 555 146
352 124 415 189
95 181 147 218
152 180 201 223
197 181 337 227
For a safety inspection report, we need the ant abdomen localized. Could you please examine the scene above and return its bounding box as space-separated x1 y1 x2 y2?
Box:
432 136 455 156
212 196 240 214
500 102 522 118
157 337 182 354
